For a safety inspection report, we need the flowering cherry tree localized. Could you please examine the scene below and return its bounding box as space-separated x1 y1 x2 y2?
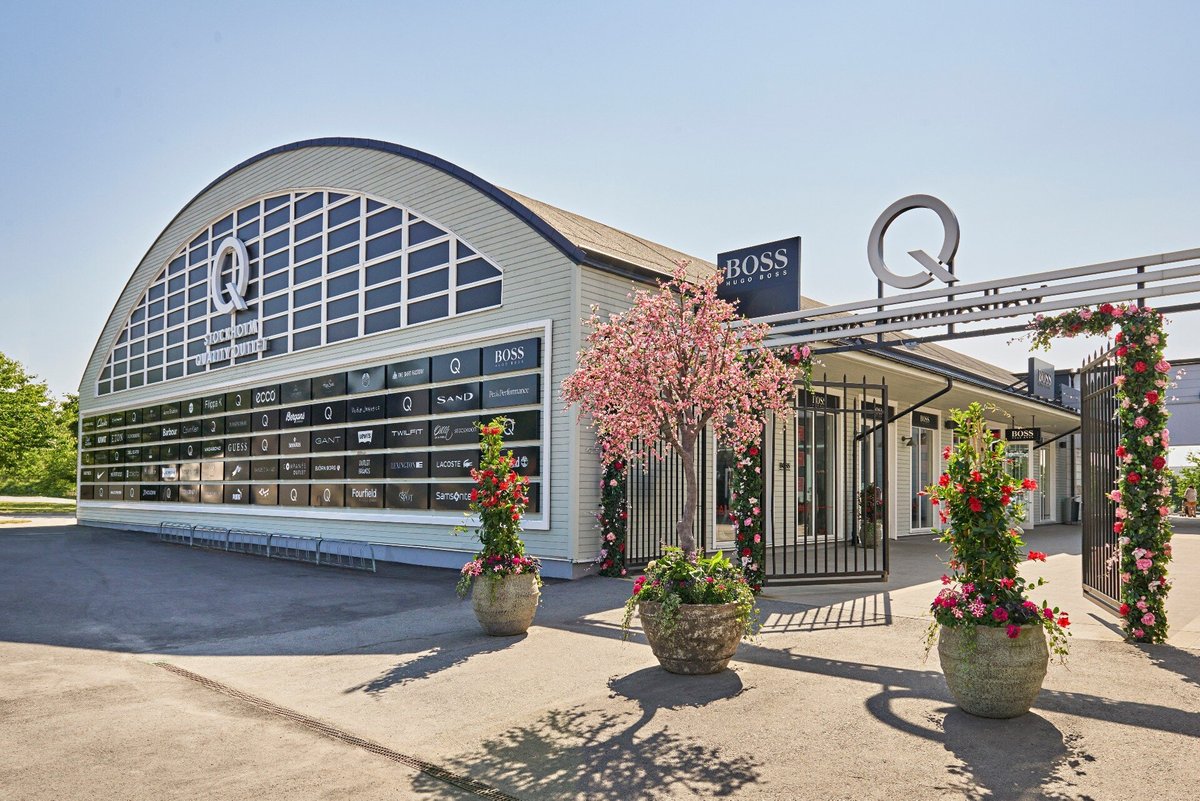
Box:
563 263 796 558
1031 303 1172 642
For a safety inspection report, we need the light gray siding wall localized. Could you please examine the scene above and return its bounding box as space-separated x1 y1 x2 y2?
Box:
78 145 582 573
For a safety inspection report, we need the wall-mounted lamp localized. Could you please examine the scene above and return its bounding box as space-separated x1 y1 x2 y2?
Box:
900 435 914 447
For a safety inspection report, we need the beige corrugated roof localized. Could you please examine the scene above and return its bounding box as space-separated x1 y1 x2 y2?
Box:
502 188 1032 392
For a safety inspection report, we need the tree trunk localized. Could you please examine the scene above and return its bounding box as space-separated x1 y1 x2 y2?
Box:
678 436 698 558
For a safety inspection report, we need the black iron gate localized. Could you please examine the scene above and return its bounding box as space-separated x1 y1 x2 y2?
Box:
625 436 708 567
763 376 890 584
1080 346 1121 610
623 376 890 585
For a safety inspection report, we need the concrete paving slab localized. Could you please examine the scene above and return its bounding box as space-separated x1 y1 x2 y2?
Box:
2 521 1198 800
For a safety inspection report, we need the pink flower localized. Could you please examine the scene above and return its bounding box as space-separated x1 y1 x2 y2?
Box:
1136 557 1153 571
992 607 1009 622
1141 612 1156 626
1134 416 1149 429
940 574 951 585
1108 490 1121 502
1159 506 1171 517
1006 624 1021 639
753 534 761 543
1115 506 1128 519
1156 359 1171 373
1114 374 1126 388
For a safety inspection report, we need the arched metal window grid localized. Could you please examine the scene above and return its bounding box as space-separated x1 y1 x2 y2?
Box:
97 189 504 395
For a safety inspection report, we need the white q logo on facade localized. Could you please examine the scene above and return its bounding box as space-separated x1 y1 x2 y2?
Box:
867 195 960 290
209 236 251 313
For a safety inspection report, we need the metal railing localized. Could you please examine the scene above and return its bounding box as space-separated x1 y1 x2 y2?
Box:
156 522 376 572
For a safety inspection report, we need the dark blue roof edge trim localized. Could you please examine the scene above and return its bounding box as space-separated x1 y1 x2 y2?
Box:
199 138 587 264
80 137 587 393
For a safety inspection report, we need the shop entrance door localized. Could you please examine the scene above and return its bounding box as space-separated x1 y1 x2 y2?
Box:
763 377 890 584
1006 443 1036 531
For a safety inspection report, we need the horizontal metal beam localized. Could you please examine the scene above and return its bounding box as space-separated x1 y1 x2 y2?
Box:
769 260 1200 338
766 277 1200 347
753 246 1200 324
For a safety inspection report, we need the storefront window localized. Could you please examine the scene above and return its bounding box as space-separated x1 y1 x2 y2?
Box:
798 408 837 539
910 416 937 529
714 446 736 543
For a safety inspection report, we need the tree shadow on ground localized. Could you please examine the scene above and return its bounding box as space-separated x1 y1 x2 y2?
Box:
342 630 524 696
1138 642 1200 689
409 667 759 800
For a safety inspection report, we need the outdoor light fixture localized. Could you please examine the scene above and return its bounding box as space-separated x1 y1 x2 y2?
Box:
900 435 914 446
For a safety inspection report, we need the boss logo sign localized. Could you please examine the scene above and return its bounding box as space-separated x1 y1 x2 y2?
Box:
716 236 801 319
483 338 539 374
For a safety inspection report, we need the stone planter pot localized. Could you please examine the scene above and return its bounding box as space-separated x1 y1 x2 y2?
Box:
859 521 882 548
638 601 744 675
471 572 539 636
938 624 1049 718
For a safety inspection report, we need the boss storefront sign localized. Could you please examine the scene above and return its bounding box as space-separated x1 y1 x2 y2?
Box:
716 236 801 319
78 333 545 517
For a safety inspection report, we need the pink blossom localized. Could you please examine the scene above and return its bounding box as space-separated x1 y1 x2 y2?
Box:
1136 557 1153 571
1133 628 1145 638
1134 416 1149 429
1006 624 1021 638
1156 359 1171 373
1159 506 1171 517
1147 333 1160 345
1115 506 1128 519
1112 306 1125 317
1121 572 1132 583
1080 308 1093 320
1108 490 1121 502
753 534 761 543
1141 612 1156 626
1114 375 1126 388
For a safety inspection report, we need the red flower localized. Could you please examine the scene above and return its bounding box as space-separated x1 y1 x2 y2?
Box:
992 607 1009 622
1021 478 1038 490
1006 624 1021 639
1146 390 1159 405
1100 303 1114 315
1115 445 1127 458
1028 550 1047 562
1127 472 1141 484
1057 615 1070 628
1000 494 1011 506
1116 346 1128 357
1115 331 1124 341
942 446 952 459
1134 361 1148 373
1118 602 1131 616
968 497 983 513
970 470 982 483
741 548 751 557
998 577 1015 589
1152 456 1166 470
938 473 950 487
748 446 760 457
1114 521 1124 534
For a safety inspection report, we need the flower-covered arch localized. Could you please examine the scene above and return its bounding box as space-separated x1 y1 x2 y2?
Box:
1031 303 1173 643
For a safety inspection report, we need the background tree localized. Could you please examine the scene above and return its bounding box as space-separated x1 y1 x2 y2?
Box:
0 353 77 497
563 264 795 557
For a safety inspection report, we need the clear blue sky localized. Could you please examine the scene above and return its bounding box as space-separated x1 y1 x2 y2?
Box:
3 1 1200 397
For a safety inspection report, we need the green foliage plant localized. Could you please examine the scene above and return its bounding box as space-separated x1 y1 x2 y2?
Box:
622 547 759 640
455 417 540 597
924 403 1070 662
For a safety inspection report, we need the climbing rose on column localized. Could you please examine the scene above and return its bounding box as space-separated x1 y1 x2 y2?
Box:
1031 303 1173 643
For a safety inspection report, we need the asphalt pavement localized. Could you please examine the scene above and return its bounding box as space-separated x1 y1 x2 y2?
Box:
1 519 1197 800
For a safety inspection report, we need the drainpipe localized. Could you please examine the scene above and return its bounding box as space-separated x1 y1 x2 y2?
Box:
857 377 953 441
